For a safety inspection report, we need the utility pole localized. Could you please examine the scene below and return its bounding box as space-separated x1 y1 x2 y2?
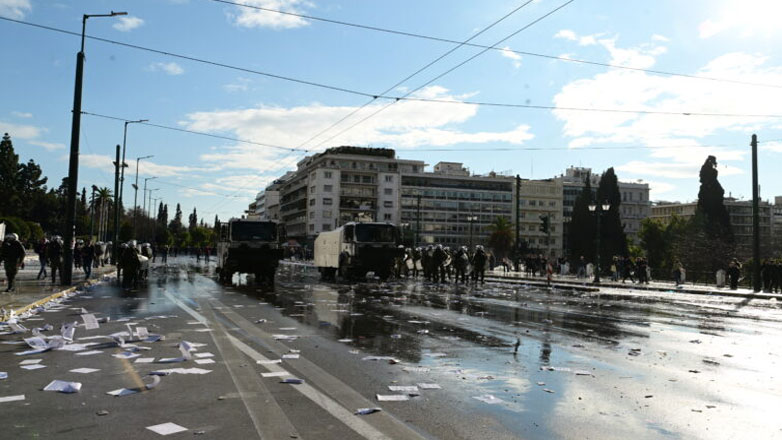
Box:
515 175 521 271
415 193 421 247
62 10 127 286
112 145 121 265
751 134 761 292
120 119 147 212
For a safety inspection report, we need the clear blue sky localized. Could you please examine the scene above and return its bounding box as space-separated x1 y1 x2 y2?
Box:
2 0 782 223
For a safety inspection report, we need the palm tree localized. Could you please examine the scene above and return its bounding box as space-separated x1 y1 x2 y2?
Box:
487 216 514 260
94 187 112 242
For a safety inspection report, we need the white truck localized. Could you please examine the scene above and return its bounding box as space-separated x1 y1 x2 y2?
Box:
314 222 402 281
216 218 283 285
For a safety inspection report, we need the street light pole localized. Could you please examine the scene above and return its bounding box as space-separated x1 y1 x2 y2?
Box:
147 189 160 242
62 10 127 285
120 119 147 209
133 155 153 233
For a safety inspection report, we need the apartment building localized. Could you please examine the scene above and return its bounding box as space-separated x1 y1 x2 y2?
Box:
517 178 563 257
399 162 514 248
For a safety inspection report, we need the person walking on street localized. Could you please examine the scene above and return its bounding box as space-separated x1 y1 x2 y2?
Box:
35 237 48 280
673 260 684 286
82 240 95 279
472 245 487 284
1 233 26 292
728 258 741 290
47 236 63 285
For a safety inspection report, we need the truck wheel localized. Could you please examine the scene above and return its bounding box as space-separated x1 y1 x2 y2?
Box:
339 263 350 282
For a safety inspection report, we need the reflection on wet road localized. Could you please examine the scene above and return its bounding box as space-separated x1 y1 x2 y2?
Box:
220 262 782 440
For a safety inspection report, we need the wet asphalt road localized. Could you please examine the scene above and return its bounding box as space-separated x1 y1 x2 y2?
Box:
1 257 781 439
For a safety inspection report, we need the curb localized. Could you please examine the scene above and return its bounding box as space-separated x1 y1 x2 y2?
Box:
2 271 117 321
486 273 782 300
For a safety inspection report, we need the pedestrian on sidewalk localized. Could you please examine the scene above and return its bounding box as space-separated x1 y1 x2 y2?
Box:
1 233 26 292
728 258 741 290
673 260 684 286
34 237 48 280
82 240 95 279
47 236 63 284
610 257 619 282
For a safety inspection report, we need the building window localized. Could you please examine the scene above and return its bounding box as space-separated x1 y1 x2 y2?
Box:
362 175 372 184
383 201 393 208
310 185 316 194
385 175 393 183
309 198 316 206
384 188 393 195
324 185 333 192
323 198 333 206
309 224 315 232
322 224 331 231
309 211 315 219
324 171 332 178
384 213 392 220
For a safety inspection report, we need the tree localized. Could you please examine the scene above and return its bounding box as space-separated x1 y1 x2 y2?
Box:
0 133 21 217
188 207 198 231
487 216 513 260
596 168 628 269
567 175 595 263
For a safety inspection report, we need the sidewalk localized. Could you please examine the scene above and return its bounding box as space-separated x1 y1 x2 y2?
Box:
0 252 116 320
485 268 782 300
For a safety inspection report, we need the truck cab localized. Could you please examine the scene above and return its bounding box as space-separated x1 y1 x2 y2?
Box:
216 218 284 285
314 222 401 281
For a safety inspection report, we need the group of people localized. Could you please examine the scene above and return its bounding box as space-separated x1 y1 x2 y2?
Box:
759 259 782 293
34 237 103 283
394 244 491 284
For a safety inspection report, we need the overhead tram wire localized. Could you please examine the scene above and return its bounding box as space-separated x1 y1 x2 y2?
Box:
4 17 782 119
211 0 782 91
309 0 579 150
289 0 537 150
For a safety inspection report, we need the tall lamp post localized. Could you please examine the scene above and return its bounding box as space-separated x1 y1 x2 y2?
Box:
147 189 160 242
588 201 611 284
467 215 478 249
133 155 153 233
400 222 410 246
120 120 147 207
63 10 127 285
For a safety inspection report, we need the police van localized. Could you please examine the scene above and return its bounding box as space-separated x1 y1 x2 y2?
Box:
314 222 402 281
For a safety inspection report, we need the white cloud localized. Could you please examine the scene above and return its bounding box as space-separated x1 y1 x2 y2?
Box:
11 111 32 118
223 77 251 93
554 29 576 41
80 154 201 177
761 141 782 152
28 140 64 151
698 0 782 39
0 121 43 139
113 16 145 32
229 0 312 29
0 0 31 19
499 46 522 69
146 62 184 75
184 86 534 172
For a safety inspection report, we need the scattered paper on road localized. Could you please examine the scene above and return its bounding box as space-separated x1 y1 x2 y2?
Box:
355 407 382 415
0 395 25 403
43 380 82 393
135 358 155 364
473 394 503 404
402 367 430 373
194 359 215 365
135 327 149 339
193 352 214 358
19 359 42 365
256 359 282 365
377 394 409 401
76 350 103 356
282 354 299 359
107 388 138 397
0 372 7 380
81 314 100 330
417 383 442 390
338 339 353 343
388 386 419 394
151 368 212 375
261 371 290 378
70 368 100 374
280 378 304 384
20 364 46 370
146 422 188 436
112 352 140 360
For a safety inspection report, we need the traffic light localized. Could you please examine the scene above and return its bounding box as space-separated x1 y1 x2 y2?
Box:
539 215 549 234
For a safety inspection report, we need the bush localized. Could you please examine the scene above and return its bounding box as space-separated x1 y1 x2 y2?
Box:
0 216 31 242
